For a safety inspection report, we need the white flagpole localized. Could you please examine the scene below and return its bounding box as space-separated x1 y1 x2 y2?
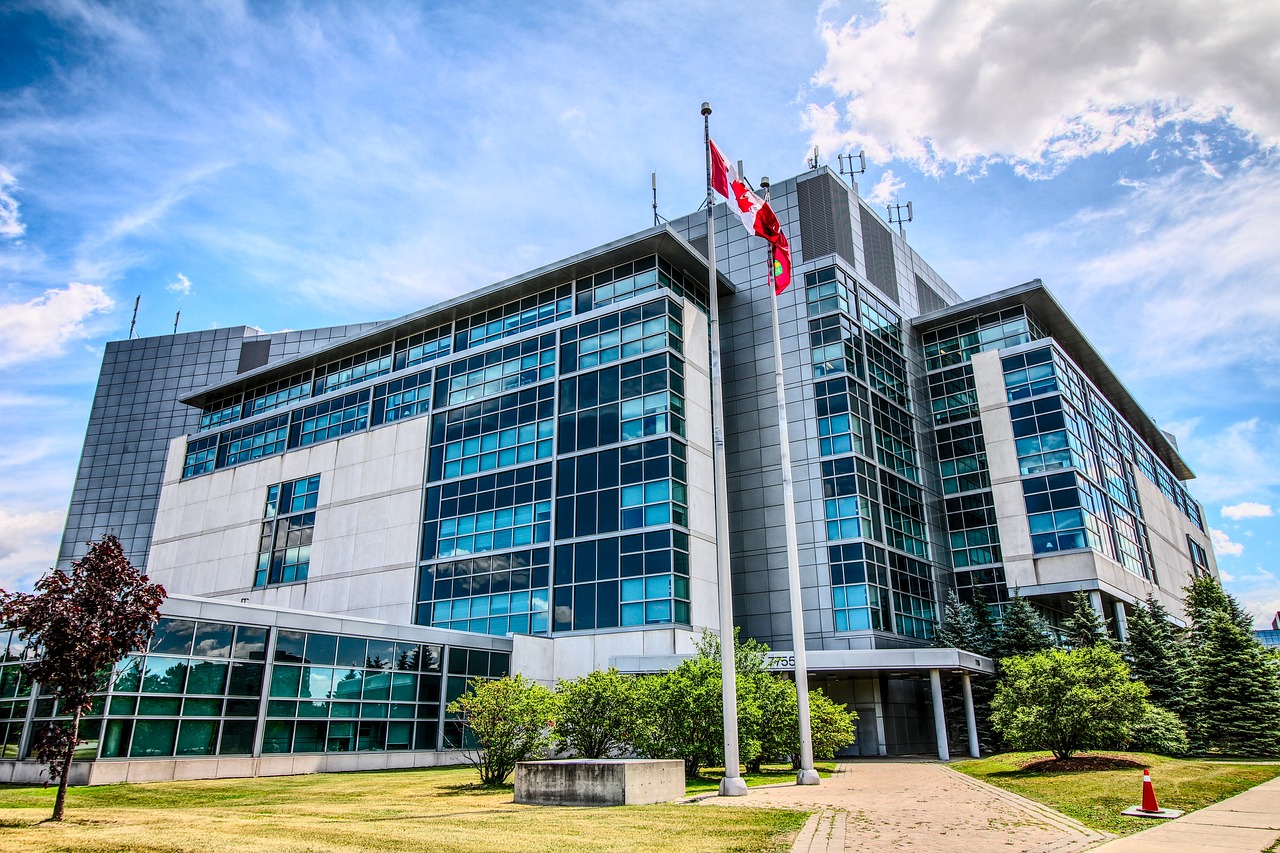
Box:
762 218 819 784
702 102 747 797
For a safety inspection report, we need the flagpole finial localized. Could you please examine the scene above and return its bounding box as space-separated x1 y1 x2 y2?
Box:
701 102 712 116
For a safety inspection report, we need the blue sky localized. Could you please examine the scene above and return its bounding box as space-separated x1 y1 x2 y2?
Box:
1 1 1277 626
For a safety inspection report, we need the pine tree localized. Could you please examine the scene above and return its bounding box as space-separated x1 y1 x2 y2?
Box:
1124 595 1188 718
1190 611 1280 756
1061 589 1111 649
994 595 1054 660
1185 576 1253 639
1182 576 1280 756
933 591 998 753
934 591 997 657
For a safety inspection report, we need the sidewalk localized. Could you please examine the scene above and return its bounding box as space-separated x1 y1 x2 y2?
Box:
1087 775 1280 852
697 759 1108 852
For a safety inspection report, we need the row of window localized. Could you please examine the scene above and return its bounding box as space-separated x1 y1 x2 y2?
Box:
198 260 704 432
5 619 507 761
1001 344 1203 530
805 266 937 639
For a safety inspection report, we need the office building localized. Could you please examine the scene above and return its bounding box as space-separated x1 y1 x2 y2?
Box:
0 166 1217 782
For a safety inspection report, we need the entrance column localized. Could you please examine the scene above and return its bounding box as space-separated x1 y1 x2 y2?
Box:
929 668 949 761
1113 600 1130 644
962 673 979 758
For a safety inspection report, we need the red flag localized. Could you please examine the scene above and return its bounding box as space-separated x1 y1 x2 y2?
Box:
709 139 793 293
755 202 792 295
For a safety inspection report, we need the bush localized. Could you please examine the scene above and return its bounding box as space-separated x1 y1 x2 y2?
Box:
808 689 858 761
554 668 636 758
991 646 1148 760
447 674 556 785
1126 704 1189 756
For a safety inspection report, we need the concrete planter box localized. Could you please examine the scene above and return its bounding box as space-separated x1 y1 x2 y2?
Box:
514 758 685 806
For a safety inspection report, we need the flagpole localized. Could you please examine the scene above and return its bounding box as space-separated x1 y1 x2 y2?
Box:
702 102 747 797
763 223 819 785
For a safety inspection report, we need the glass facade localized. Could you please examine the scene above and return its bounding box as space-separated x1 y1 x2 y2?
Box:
919 306 1048 609
999 343 1191 581
803 266 939 640
0 618 507 762
179 261 703 640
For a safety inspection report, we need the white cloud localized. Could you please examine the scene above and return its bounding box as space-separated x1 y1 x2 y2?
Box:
166 272 192 296
0 166 24 240
806 1 1280 177
1211 527 1245 557
0 283 115 369
0 509 64 594
1242 595 1280 629
1223 502 1275 520
866 170 905 206
1023 163 1280 386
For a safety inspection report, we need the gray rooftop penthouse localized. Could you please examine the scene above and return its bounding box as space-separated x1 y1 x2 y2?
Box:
11 165 1216 779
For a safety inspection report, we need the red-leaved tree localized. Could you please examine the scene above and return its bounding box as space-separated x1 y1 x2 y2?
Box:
0 534 165 820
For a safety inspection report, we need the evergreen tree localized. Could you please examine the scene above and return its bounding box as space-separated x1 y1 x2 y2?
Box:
1124 595 1188 718
934 591 997 657
1061 590 1111 649
933 591 998 753
1190 611 1280 756
1185 576 1253 638
994 595 1054 660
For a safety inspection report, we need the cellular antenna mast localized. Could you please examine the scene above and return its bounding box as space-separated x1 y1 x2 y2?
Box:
838 151 867 179
807 145 821 170
887 201 914 237
652 172 659 226
129 295 141 339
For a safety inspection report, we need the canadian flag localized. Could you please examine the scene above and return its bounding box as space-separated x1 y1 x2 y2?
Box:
710 139 792 293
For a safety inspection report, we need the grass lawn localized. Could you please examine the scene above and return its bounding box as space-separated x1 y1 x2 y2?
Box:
0 765 809 853
684 762 838 795
953 751 1280 836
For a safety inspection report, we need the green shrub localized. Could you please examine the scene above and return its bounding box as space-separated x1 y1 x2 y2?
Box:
554 668 636 758
1126 704 1189 756
991 645 1147 760
447 674 556 785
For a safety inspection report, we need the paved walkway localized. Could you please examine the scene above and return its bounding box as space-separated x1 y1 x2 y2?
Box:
697 759 1110 852
1087 775 1280 853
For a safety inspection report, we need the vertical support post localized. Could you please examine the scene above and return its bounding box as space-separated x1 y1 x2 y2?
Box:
253 627 280 758
703 102 746 797
929 668 949 761
769 276 818 785
962 672 979 758
1088 589 1105 619
1113 600 1130 644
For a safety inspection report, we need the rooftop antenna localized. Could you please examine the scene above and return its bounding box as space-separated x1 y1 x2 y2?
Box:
807 145 821 170
887 201 914 237
128 295 140 339
173 311 180 334
838 150 867 178
651 172 659 226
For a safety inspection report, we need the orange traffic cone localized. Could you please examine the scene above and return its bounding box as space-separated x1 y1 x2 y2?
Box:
1121 769 1183 819
1140 769 1160 813
1146 768 1167 809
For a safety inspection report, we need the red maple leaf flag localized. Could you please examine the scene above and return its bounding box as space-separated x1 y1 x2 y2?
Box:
709 139 793 293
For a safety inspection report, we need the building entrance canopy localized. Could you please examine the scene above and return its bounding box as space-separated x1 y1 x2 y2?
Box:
611 647 994 762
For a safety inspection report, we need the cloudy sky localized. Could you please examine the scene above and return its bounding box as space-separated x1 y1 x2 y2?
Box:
1 1 1277 625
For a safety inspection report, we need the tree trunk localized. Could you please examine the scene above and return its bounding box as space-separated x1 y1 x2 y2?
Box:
51 709 79 821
